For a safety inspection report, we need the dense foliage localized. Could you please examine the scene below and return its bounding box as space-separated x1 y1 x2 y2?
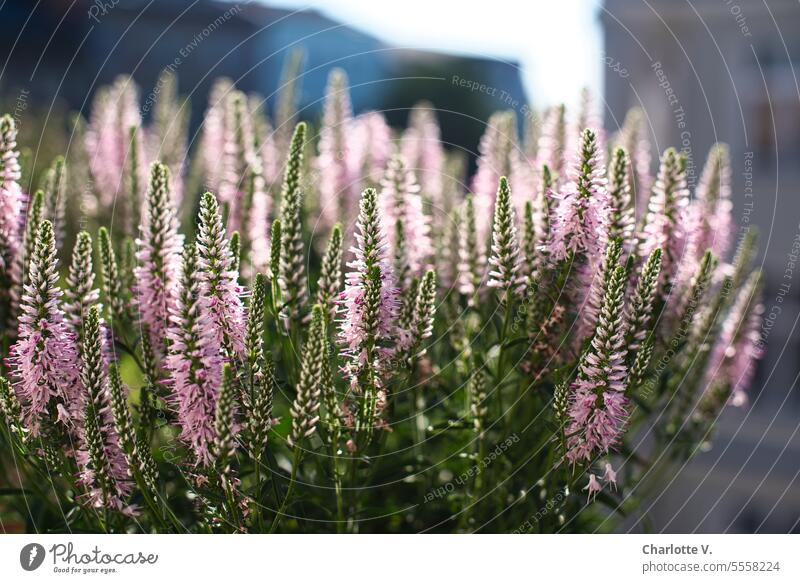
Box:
0 69 762 533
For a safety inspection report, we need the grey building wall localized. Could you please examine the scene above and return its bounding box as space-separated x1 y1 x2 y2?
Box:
602 0 800 532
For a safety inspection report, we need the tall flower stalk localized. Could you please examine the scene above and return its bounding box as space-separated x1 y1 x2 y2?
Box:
566 261 628 464
338 188 401 440
135 162 183 356
278 122 308 327
197 191 246 359
166 243 222 466
10 220 81 434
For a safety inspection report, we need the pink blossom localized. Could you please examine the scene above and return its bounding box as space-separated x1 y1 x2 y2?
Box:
316 69 358 231
84 76 145 209
400 103 444 207
603 462 618 489
0 115 25 273
379 155 433 283
583 473 602 501
134 164 183 354
549 133 609 264
166 245 225 466
352 111 393 185
9 223 81 434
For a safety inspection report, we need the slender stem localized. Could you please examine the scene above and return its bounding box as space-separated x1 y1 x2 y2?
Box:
270 448 302 533
331 442 344 533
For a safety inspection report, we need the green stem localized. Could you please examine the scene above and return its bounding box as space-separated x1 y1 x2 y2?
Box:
270 448 302 533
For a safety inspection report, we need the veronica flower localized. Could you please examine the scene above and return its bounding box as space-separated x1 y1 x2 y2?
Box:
536 104 567 184
574 88 604 150
338 188 401 419
246 169 271 273
63 231 100 343
249 354 275 460
379 155 433 288
241 273 272 458
316 223 344 321
401 102 444 207
279 122 309 324
289 305 327 447
615 107 652 216
639 148 689 295
574 239 623 346
352 111 393 185
405 269 437 360
317 69 356 230
457 195 484 300
526 164 553 278
486 177 524 297
338 188 401 356
606 148 635 251
465 368 488 441
10 220 81 434
147 69 188 203
472 111 516 243
250 94 281 187
8 190 44 322
701 271 764 410
98 227 129 326
583 473 602 501
76 305 134 513
135 162 183 356
197 191 246 359
199 78 234 194
0 114 25 276
625 248 663 352
84 76 144 210
219 91 257 234
42 157 67 246
688 144 734 263
566 261 629 464
166 243 223 466
550 128 608 264
108 361 157 493
213 363 237 469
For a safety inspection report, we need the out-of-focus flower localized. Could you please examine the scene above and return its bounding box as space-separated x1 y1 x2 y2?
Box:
379 155 433 288
0 114 25 275
639 148 689 295
317 69 357 231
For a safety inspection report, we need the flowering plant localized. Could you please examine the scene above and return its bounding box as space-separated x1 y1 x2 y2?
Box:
0 70 762 533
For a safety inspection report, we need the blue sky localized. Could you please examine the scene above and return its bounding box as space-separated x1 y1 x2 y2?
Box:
257 0 604 108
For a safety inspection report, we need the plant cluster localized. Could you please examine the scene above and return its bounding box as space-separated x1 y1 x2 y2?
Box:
0 68 763 533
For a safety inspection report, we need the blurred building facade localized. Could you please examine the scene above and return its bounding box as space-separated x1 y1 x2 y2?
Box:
602 0 800 533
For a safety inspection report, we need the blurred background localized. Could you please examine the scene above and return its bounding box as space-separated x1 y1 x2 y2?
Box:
0 0 798 532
